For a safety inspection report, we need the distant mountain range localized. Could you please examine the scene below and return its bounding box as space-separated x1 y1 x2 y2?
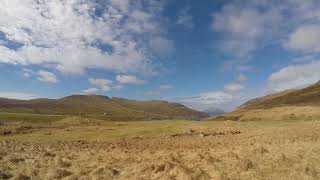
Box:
0 95 208 121
209 81 320 121
203 108 225 116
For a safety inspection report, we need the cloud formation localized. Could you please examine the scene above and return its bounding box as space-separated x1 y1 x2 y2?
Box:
268 61 320 92
176 7 194 29
149 37 175 58
116 75 145 85
224 83 244 92
175 91 233 111
89 78 112 91
0 0 170 75
37 70 58 83
286 25 320 53
213 0 320 71
82 88 99 94
0 92 39 100
212 2 281 59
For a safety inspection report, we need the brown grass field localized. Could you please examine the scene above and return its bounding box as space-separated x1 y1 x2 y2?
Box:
1 116 320 179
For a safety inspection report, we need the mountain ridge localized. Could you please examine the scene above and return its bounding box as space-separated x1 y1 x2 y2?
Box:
0 94 208 121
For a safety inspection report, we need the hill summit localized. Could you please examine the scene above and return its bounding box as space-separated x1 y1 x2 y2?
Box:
209 81 320 121
0 95 208 121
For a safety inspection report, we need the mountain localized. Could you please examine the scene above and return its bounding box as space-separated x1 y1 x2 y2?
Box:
203 108 225 116
0 95 208 121
208 81 320 121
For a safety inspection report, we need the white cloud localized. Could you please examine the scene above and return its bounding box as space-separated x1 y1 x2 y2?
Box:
174 89 257 112
176 7 194 29
224 83 244 91
0 0 171 75
175 91 234 111
149 37 175 57
0 92 39 100
196 91 234 105
110 0 129 12
21 68 33 77
267 61 320 92
286 25 320 53
89 78 112 91
116 75 145 85
37 70 58 83
212 0 320 70
82 88 99 94
212 3 281 58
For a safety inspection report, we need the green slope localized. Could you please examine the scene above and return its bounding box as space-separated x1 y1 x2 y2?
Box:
0 95 208 121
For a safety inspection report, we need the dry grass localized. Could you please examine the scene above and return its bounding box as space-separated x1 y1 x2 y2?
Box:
1 117 320 179
210 106 320 121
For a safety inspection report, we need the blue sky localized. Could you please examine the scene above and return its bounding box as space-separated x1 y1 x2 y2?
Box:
1 0 320 111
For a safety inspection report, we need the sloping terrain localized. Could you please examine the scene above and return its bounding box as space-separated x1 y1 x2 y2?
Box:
0 95 208 121
210 81 320 121
240 81 320 109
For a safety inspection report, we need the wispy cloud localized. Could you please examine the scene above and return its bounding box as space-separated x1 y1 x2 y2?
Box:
82 88 99 94
285 25 320 53
0 0 171 76
0 91 39 100
176 6 194 29
224 83 244 92
175 91 236 111
37 70 58 83
212 0 320 72
268 60 320 92
89 78 113 92
116 75 145 85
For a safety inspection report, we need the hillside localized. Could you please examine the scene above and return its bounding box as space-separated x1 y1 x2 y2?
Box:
209 81 320 121
240 81 320 109
0 95 208 121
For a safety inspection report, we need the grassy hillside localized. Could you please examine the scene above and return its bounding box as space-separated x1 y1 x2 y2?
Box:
111 98 204 118
240 82 320 109
209 81 320 121
0 95 208 121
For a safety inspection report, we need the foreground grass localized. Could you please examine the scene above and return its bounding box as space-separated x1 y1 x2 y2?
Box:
1 117 320 179
0 112 65 123
0 117 217 143
0 116 318 143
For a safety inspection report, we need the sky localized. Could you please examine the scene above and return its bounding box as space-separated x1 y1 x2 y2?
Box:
1 0 320 112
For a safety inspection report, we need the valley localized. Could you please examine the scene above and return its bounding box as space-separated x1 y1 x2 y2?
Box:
1 82 320 179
